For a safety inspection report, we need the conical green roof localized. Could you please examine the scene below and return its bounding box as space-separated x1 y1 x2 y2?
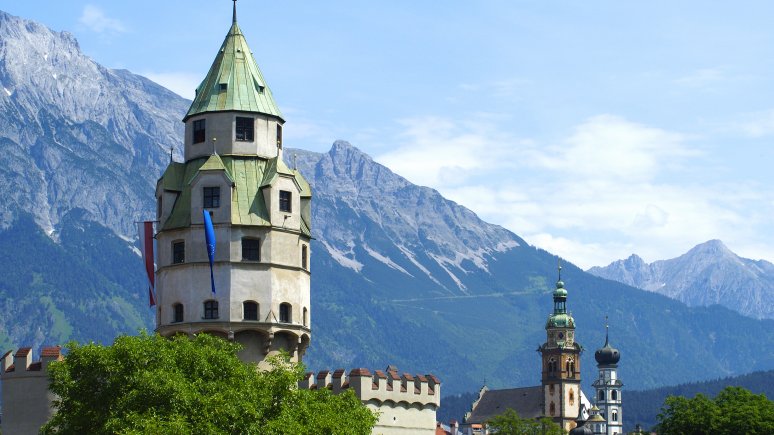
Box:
184 19 283 121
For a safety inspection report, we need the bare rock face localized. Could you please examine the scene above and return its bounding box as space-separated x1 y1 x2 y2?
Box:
0 10 188 237
289 141 522 293
588 240 774 319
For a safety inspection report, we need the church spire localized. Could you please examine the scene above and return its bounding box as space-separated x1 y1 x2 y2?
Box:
232 0 237 24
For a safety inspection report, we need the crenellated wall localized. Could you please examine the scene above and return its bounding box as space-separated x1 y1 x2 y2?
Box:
1 346 62 435
300 365 440 435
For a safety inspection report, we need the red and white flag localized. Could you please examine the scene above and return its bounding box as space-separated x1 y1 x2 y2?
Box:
138 221 156 307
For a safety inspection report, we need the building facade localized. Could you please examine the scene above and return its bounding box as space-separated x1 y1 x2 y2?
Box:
592 326 623 435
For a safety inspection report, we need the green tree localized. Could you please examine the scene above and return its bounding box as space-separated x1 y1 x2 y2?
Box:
486 409 564 435
657 386 774 435
42 332 377 435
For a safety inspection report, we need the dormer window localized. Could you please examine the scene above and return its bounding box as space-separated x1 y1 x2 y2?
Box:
236 117 254 141
193 119 206 144
203 187 220 208
279 190 291 212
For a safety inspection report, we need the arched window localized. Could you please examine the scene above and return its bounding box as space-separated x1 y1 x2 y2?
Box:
599 390 605 401
301 245 308 269
612 390 618 401
570 360 576 378
548 357 556 374
172 303 184 323
279 303 291 323
612 411 618 422
565 359 571 376
303 307 308 326
204 300 218 319
243 301 258 321
549 402 556 416
569 388 575 405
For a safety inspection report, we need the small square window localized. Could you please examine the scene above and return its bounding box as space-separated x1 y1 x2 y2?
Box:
193 119 206 144
204 300 218 319
203 187 220 208
242 238 260 261
279 190 291 212
236 117 254 142
172 241 185 264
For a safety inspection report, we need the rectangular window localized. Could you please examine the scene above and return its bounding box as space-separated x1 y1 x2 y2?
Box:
203 186 220 208
244 301 258 321
173 304 184 323
276 124 283 148
242 238 260 261
301 245 308 269
279 303 291 323
172 241 185 264
193 119 206 144
204 301 218 319
279 190 292 212
235 117 254 141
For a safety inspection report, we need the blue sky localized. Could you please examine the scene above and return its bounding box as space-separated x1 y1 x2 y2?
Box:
4 1 774 268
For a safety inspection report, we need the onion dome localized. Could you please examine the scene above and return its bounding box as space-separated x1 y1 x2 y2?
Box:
594 323 620 365
546 264 575 329
570 406 593 435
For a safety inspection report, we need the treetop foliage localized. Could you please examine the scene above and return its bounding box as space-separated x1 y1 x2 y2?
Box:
41 332 377 435
486 408 564 435
657 386 774 435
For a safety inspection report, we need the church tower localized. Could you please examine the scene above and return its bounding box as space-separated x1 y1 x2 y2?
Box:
539 264 583 432
153 2 312 367
593 322 623 435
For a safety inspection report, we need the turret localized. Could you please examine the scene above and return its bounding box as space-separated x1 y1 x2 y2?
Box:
153 1 312 368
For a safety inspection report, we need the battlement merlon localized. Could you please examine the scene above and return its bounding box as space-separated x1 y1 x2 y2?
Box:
300 366 441 408
1 346 63 377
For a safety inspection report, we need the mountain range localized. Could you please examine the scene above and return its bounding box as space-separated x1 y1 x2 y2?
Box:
1 9 774 408
588 240 774 320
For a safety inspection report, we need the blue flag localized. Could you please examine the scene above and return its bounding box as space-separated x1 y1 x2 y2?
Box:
203 210 216 295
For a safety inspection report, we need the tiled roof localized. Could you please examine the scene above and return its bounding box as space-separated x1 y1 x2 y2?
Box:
465 385 544 424
185 21 283 121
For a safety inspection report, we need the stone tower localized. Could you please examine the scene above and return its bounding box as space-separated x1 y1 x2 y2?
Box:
592 323 623 435
154 2 312 367
539 265 583 432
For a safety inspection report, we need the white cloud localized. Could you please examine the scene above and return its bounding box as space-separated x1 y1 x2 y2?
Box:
376 113 774 269
141 72 200 100
674 68 725 88
731 109 774 137
79 5 126 34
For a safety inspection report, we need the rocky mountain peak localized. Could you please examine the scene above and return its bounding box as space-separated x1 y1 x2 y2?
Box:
589 240 774 319
0 10 189 236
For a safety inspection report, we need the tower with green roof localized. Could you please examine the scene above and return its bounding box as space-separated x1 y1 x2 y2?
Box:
538 263 583 432
154 2 311 367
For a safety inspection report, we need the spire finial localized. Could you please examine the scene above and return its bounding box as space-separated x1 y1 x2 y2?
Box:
232 0 237 24
605 315 609 346
170 144 174 163
557 257 562 281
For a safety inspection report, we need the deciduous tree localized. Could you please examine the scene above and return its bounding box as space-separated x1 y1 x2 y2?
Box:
42 332 377 435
